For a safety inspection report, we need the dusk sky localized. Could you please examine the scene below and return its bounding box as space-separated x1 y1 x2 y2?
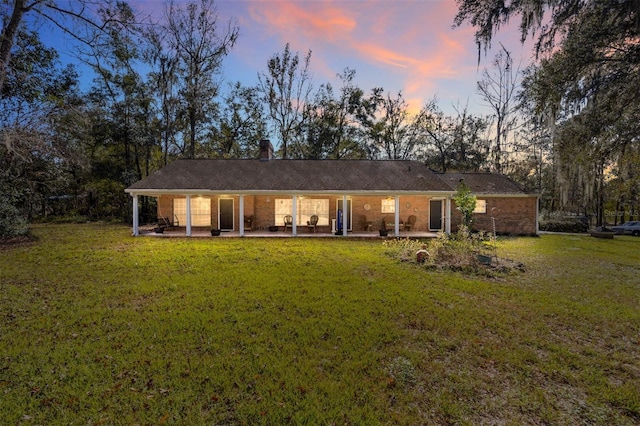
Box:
185 0 535 115
50 0 537 116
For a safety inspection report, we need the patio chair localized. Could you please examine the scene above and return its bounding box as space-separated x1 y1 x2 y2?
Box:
155 216 171 233
283 215 293 232
157 216 171 229
360 215 373 232
307 215 319 233
404 215 417 231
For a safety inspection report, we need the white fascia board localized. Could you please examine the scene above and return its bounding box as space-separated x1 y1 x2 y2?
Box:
125 189 225 197
125 189 458 197
474 193 539 198
284 190 456 197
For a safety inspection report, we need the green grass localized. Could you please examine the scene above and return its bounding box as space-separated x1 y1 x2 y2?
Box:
1 224 639 425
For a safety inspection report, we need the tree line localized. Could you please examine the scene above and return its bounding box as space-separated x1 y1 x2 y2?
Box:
1 0 638 237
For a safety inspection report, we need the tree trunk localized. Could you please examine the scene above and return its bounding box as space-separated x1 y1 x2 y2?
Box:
0 0 27 98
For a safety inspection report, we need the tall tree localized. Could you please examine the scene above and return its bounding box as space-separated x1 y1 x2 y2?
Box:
143 25 180 166
304 68 366 159
0 0 117 98
359 90 419 160
76 2 165 223
477 44 521 173
207 82 267 158
1 29 81 236
85 2 151 184
456 0 640 222
512 85 553 203
258 43 313 159
414 100 489 172
165 0 238 158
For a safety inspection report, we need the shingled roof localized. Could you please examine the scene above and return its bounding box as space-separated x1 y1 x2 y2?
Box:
125 159 532 196
126 159 454 195
437 172 528 195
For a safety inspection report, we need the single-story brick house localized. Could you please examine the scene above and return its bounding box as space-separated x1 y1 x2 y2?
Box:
125 140 539 237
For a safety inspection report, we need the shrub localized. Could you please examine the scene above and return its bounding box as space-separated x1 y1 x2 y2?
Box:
0 197 29 238
429 226 492 269
539 218 588 233
454 181 477 228
383 228 524 276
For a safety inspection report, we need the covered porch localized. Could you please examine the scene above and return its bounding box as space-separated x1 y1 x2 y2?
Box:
129 192 453 238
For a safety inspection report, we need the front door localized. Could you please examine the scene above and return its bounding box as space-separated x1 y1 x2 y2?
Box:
429 199 443 231
219 198 234 231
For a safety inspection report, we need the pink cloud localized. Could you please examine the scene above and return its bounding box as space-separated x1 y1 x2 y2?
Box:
226 0 535 114
247 1 356 42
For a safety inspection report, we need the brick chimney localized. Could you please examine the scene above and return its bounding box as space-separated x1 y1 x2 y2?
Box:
259 139 274 161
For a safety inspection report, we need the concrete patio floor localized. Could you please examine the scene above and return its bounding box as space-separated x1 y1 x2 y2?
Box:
137 227 439 239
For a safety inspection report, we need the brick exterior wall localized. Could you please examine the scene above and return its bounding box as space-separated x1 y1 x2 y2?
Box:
451 196 538 236
157 195 175 223
156 194 538 235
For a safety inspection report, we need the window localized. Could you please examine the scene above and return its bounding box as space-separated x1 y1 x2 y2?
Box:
173 197 211 226
473 199 487 214
381 198 395 213
275 198 329 226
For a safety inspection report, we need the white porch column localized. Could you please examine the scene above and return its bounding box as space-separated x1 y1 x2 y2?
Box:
342 195 348 236
132 194 139 236
292 195 298 236
186 194 192 236
445 197 452 235
394 195 400 236
239 195 245 237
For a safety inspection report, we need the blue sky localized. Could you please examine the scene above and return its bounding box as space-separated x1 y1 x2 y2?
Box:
44 0 536 116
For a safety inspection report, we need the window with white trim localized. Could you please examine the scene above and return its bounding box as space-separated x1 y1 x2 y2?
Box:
173 197 211 226
473 199 487 214
381 198 395 213
275 198 329 226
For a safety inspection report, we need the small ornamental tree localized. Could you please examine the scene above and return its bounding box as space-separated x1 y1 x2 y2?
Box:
454 181 477 229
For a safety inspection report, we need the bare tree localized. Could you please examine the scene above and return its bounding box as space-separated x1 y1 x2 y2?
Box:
477 44 521 173
258 43 313 159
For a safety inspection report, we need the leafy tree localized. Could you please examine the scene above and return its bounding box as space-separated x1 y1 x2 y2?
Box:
84 2 154 184
453 180 477 228
165 0 239 159
1 29 82 235
258 43 313 159
143 24 180 165
74 2 166 222
303 68 366 159
415 100 490 172
455 0 640 224
358 89 419 160
206 82 267 158
1 0 118 98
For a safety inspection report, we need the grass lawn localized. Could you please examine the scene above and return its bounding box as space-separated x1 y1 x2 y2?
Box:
1 223 639 425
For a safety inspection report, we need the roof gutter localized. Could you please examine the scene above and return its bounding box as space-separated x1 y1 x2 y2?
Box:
124 189 457 197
